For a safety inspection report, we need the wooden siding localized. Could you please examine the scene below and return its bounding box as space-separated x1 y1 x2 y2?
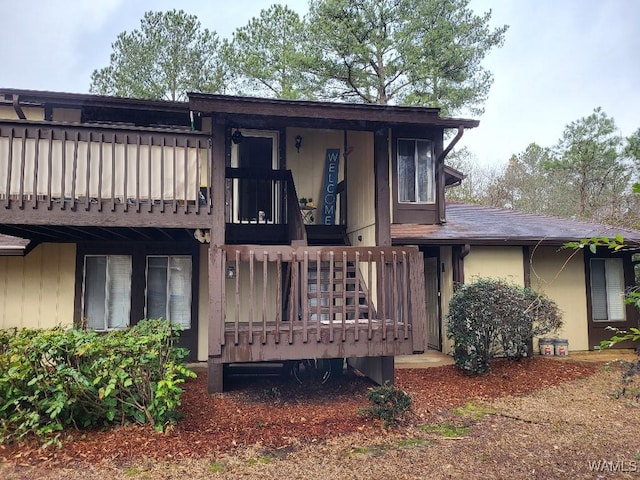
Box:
0 243 75 329
346 131 375 237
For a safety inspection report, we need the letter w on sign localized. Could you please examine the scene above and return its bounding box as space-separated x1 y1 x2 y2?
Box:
321 148 340 225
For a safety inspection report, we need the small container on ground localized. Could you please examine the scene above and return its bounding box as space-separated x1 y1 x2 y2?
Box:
539 338 555 356
554 338 569 357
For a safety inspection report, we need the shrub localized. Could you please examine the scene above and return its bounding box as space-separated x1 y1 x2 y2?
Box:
360 382 412 427
0 319 195 445
447 278 562 375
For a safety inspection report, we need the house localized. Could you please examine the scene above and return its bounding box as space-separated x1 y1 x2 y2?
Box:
1 89 635 393
392 202 640 353
0 88 480 392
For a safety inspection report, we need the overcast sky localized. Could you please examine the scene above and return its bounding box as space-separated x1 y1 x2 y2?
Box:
1 0 638 166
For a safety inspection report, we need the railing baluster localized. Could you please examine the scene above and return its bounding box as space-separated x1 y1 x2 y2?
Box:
18 129 26 209
316 250 321 342
302 250 309 343
392 251 399 340
123 134 129 212
147 134 153 213
234 249 240 345
354 250 360 341
289 251 297 344
5 127 14 209
60 130 67 211
248 249 254 345
183 140 189 214
85 131 91 211
135 134 141 212
207 139 212 214
403 251 409 339
160 136 165 213
70 131 79 211
97 133 103 211
32 128 40 209
110 132 116 212
329 251 335 342
275 251 282 343
262 251 268 344
195 139 201 214
47 128 53 210
172 136 177 213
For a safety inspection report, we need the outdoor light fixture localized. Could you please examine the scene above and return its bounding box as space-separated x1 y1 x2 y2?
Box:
226 264 236 279
231 129 244 145
295 135 302 153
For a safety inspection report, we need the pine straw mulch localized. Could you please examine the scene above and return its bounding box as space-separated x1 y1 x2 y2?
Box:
0 357 597 469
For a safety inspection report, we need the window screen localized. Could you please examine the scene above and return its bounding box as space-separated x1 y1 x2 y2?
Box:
83 255 132 330
590 258 626 322
146 256 192 329
397 139 434 203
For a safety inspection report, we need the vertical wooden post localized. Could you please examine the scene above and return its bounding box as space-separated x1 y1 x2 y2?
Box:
208 120 227 394
409 249 427 353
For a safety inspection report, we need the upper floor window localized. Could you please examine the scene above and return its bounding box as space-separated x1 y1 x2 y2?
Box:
397 139 434 203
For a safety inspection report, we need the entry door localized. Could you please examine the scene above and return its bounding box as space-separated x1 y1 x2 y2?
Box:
424 256 441 350
231 131 280 223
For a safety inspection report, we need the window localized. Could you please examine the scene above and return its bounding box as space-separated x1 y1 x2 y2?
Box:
590 258 626 322
146 256 192 329
397 139 434 203
83 255 132 331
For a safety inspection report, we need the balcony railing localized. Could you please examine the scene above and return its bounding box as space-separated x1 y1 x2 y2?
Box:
213 245 426 363
0 120 212 225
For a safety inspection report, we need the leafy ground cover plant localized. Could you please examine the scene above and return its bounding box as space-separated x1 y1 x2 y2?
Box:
447 278 562 374
359 382 412 427
0 319 195 446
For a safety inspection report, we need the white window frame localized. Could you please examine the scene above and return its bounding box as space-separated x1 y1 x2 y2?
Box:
397 138 435 204
144 255 193 329
590 257 626 322
81 254 132 331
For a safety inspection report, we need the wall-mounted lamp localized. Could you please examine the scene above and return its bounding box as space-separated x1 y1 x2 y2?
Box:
295 135 302 153
226 264 236 279
231 129 244 145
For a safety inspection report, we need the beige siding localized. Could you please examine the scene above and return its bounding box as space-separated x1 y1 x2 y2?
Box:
286 128 344 219
345 131 375 235
464 246 525 286
530 246 589 351
197 244 209 361
0 105 44 121
0 243 75 329
439 246 455 354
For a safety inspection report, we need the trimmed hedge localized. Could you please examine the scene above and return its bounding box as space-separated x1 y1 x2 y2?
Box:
447 278 562 375
0 319 195 445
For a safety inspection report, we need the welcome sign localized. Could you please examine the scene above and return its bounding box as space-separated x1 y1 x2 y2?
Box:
320 148 340 225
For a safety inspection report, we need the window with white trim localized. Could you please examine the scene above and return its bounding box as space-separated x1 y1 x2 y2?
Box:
590 258 626 322
145 256 192 329
397 139 435 203
83 255 132 331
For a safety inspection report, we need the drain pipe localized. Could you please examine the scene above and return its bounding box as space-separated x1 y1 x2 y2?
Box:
12 94 26 120
437 126 465 223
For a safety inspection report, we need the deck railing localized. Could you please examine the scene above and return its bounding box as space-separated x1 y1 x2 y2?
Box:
215 245 426 360
0 120 212 215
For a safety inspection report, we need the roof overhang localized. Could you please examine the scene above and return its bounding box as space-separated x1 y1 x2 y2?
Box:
189 93 479 130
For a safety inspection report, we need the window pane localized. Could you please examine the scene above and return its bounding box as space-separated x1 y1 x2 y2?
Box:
146 256 168 320
168 257 192 329
605 258 626 321
416 140 434 202
84 256 107 330
397 140 416 202
107 256 132 329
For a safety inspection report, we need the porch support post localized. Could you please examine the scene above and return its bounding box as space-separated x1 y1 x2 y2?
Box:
410 250 427 353
208 120 226 393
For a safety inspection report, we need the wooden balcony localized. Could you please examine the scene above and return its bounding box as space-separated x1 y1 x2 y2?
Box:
0 120 212 229
210 245 426 363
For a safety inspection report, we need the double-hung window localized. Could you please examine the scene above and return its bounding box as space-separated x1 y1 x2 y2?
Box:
397 139 435 204
590 258 626 322
146 256 192 329
83 255 132 331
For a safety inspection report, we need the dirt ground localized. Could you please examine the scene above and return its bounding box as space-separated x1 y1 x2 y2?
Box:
1 356 639 479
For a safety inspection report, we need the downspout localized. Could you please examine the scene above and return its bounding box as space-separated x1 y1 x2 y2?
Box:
12 94 26 120
453 243 471 287
437 126 465 223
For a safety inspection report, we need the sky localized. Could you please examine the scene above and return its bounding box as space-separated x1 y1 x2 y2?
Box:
1 0 639 167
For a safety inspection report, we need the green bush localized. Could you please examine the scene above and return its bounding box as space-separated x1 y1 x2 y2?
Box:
447 278 562 375
0 319 195 445
360 382 412 427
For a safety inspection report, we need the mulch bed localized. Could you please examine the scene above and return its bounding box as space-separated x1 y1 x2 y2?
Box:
0 358 597 467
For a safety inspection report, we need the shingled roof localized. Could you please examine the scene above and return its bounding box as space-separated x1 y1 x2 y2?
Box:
391 203 640 246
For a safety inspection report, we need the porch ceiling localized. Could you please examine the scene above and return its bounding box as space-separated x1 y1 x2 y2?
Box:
0 224 199 245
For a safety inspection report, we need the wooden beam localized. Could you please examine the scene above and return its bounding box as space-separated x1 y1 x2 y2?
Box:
374 128 391 247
